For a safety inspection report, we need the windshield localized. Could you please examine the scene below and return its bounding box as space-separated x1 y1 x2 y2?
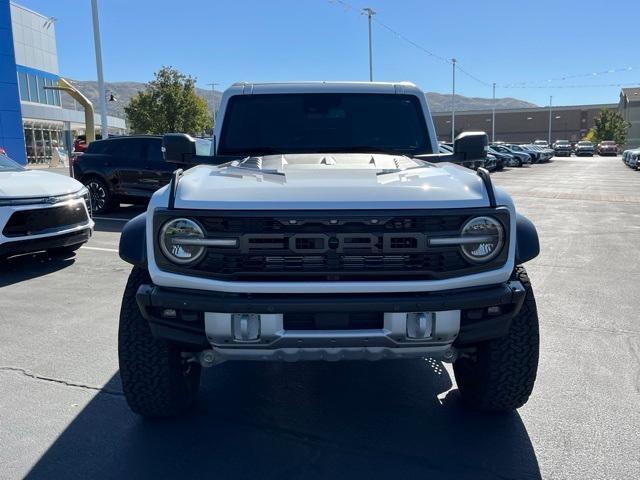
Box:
601 141 615 145
556 140 569 144
0 154 25 172
217 93 431 157
578 141 592 146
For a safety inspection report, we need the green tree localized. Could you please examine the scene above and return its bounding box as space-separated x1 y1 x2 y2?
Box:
124 66 212 135
589 108 630 145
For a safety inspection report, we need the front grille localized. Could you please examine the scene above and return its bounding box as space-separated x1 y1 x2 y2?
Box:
154 208 510 281
2 203 89 237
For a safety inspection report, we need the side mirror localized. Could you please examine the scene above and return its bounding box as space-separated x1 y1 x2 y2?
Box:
162 133 196 163
454 131 488 161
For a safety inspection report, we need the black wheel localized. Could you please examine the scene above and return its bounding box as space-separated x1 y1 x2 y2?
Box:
453 266 539 412
118 267 201 418
85 176 112 214
48 243 83 256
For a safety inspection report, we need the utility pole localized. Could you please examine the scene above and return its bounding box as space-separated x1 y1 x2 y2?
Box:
492 82 496 143
91 0 108 137
451 58 456 141
548 95 553 144
206 82 219 130
362 8 375 81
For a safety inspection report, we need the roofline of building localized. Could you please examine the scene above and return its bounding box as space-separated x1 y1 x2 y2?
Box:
431 103 618 117
9 1 51 20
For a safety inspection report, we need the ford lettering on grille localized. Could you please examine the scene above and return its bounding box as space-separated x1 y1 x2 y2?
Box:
240 233 426 254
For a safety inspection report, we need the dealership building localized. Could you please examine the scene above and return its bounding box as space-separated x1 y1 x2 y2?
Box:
0 1 125 166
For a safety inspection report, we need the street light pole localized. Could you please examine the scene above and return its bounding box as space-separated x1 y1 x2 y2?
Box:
90 0 108 137
206 82 219 130
492 82 496 143
451 58 456 141
548 95 553 144
362 8 375 81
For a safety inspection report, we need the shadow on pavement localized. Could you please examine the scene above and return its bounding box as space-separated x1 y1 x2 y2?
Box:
0 252 76 287
92 205 145 233
26 359 540 480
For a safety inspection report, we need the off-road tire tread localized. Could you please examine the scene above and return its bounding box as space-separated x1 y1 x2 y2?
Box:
454 265 539 412
118 267 200 417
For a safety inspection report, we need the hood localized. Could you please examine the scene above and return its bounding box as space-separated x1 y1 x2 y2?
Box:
0 169 84 198
173 153 491 210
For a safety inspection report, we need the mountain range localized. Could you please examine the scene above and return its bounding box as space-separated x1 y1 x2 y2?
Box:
62 79 537 121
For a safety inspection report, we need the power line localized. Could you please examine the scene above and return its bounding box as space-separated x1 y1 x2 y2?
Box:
326 0 491 87
502 66 638 87
503 82 640 90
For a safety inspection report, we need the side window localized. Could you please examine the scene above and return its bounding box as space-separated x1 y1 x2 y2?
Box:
144 139 164 163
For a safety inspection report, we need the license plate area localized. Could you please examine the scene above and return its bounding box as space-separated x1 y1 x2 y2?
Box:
283 312 383 330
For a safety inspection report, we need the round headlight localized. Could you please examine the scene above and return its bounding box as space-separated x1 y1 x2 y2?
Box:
159 218 205 264
460 216 504 263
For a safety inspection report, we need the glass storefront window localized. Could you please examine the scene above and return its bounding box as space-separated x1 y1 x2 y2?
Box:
44 78 54 105
24 127 35 163
18 72 29 101
37 77 47 106
43 130 52 158
23 124 64 164
27 74 38 102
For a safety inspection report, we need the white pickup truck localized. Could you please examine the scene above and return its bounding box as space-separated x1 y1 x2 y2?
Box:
118 81 540 418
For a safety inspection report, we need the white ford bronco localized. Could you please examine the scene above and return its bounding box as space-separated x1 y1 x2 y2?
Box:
118 81 540 417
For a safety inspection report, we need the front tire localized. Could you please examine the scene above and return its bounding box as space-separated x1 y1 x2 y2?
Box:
453 266 539 412
85 176 113 215
118 267 201 418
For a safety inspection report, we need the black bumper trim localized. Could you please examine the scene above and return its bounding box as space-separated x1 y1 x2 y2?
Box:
135 281 526 348
0 228 91 257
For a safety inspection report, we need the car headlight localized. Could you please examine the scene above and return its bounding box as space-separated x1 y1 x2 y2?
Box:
459 216 505 263
159 218 206 264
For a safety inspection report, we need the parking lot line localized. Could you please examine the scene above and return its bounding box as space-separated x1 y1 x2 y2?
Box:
81 246 119 253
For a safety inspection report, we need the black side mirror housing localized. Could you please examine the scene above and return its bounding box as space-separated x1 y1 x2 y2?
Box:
453 131 488 161
163 133 196 163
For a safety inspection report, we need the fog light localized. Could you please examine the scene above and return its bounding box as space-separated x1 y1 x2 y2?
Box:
161 308 177 319
232 313 261 342
487 306 502 316
406 312 434 339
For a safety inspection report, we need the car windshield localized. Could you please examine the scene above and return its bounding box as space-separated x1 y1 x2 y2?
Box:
578 141 592 146
556 141 569 144
0 154 25 172
217 93 431 157
601 141 615 145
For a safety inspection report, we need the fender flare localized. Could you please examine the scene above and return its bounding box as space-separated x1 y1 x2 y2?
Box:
515 213 539 264
119 213 147 267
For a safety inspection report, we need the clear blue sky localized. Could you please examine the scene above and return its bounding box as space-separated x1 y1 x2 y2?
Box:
15 0 640 107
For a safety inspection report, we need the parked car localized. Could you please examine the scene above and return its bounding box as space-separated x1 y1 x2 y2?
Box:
0 152 93 259
488 146 517 168
533 140 549 148
507 144 540 163
524 144 553 162
574 141 595 157
73 134 102 153
623 149 640 168
72 135 178 214
597 141 618 156
491 144 531 166
117 81 541 418
553 140 572 157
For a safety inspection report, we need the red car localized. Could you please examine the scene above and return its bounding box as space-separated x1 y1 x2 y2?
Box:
597 141 618 156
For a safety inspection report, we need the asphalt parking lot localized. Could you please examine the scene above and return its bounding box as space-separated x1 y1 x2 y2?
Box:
1 156 639 480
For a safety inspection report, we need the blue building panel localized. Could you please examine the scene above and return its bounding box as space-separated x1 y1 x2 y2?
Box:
0 0 26 165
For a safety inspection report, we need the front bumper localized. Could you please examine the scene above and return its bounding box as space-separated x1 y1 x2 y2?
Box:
135 281 526 361
0 228 91 257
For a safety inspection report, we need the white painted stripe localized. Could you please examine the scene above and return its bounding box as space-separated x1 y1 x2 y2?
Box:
81 246 119 253
93 216 130 222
